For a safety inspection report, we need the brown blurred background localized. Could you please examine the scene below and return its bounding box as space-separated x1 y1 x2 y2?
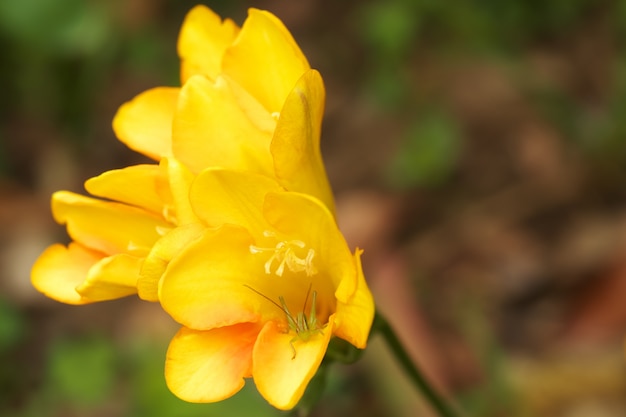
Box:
1 1 626 416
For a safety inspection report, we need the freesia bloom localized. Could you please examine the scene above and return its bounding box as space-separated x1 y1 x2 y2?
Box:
114 5 335 211
31 4 375 411
157 169 374 410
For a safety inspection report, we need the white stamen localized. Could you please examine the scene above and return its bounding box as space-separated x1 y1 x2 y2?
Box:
249 232 317 277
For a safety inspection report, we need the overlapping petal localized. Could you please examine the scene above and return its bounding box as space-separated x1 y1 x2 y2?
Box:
52 191 169 256
189 169 281 236
223 9 309 114
31 244 142 304
171 75 274 174
31 243 103 304
159 224 266 330
75 253 141 301
84 164 163 214
138 222 204 302
271 70 334 212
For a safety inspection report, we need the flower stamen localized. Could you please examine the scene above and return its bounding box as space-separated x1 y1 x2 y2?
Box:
249 232 317 277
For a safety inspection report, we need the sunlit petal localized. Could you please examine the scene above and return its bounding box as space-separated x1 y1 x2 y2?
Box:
253 316 334 410
75 253 141 301
223 9 309 114
271 70 334 212
172 75 274 174
52 191 169 256
113 87 179 160
31 243 102 305
165 324 258 402
178 5 239 83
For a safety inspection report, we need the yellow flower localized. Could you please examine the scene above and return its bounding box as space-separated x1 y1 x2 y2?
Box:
31 6 335 304
158 169 374 410
31 5 375 411
31 159 197 303
113 5 334 211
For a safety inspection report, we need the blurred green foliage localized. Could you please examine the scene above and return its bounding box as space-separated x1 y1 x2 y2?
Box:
0 298 24 353
387 109 460 188
356 0 626 189
47 335 117 409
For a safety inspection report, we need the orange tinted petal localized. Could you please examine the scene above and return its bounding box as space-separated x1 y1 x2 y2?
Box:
113 87 179 160
172 75 273 174
31 243 102 305
84 164 163 214
52 191 169 256
271 70 334 212
253 316 334 410
178 5 239 83
165 324 258 402
223 9 309 114
75 253 141 301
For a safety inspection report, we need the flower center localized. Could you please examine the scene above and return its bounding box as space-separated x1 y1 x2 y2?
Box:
249 231 317 277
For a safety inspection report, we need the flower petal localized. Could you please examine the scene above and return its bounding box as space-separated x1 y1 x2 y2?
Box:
159 224 270 329
178 5 239 83
84 164 163 214
223 9 309 114
165 324 258 402
271 70 334 212
31 243 102 305
75 253 141 301
172 75 274 174
253 316 334 410
113 87 179 160
333 250 374 349
139 222 204 301
52 191 169 256
189 168 281 235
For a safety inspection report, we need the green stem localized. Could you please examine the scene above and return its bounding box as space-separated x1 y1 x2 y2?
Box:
374 312 465 417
